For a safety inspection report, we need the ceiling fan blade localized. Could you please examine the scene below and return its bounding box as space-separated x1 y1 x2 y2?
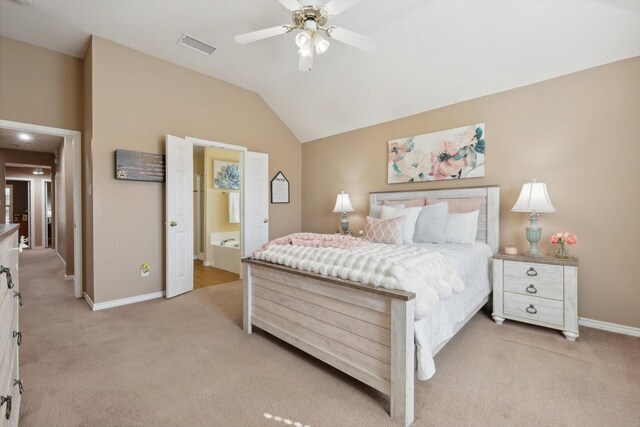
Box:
234 25 291 44
298 50 314 72
321 0 359 17
325 26 377 51
278 0 303 12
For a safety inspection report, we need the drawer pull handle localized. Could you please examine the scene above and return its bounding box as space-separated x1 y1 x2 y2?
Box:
1 265 13 289
0 395 11 420
526 304 537 314
526 284 537 294
13 291 23 306
13 380 23 395
526 267 537 277
13 331 22 346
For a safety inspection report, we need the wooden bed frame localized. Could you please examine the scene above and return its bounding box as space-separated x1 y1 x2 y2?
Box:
243 186 499 426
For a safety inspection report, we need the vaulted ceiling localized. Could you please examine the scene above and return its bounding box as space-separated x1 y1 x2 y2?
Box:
1 0 639 142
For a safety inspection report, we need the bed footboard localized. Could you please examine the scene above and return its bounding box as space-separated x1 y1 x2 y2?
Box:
243 260 415 427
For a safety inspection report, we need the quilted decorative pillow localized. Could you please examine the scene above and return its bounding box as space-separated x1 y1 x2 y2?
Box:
381 197 426 207
428 197 484 213
363 216 405 245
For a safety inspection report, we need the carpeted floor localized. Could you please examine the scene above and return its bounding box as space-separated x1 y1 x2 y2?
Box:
18 249 640 426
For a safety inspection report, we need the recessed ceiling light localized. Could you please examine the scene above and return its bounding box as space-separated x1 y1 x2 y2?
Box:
18 133 32 141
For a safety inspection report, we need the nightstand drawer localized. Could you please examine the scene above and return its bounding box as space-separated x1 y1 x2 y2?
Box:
504 261 563 286
504 277 563 301
504 292 563 326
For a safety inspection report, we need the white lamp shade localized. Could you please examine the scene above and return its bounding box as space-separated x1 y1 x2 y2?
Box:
333 191 355 213
512 181 556 213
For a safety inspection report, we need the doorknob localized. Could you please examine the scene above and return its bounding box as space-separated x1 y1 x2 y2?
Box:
170 221 177 227
263 219 268 223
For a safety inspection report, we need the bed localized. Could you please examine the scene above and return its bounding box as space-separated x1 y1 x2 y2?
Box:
242 186 499 426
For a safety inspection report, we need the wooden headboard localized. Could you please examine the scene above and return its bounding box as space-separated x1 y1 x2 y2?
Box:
369 186 500 254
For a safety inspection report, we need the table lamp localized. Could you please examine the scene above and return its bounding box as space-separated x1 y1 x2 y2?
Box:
333 191 355 234
511 178 555 257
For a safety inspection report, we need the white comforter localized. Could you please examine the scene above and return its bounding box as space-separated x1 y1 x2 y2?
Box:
252 242 465 319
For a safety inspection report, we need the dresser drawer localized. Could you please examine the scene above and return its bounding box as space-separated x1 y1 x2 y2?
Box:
0 302 17 373
504 292 563 327
504 260 563 284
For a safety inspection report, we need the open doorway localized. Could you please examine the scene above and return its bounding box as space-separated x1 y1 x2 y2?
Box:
193 145 241 289
0 120 82 298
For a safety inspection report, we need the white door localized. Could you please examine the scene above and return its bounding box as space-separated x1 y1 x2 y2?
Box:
166 135 194 298
243 152 269 256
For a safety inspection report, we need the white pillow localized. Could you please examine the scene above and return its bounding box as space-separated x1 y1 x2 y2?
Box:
413 202 449 244
444 209 480 244
380 205 421 244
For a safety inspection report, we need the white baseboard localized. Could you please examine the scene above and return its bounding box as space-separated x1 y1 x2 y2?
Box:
579 317 640 337
85 291 165 311
83 292 95 310
198 252 204 261
35 245 44 249
64 274 74 281
55 250 66 265
203 260 211 267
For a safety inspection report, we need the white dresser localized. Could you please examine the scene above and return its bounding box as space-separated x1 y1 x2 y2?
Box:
0 225 21 426
492 253 579 341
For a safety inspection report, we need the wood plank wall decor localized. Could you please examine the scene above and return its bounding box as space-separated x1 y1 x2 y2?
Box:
115 149 165 182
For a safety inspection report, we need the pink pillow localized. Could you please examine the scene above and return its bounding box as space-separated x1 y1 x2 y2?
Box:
428 197 484 213
381 197 426 207
363 216 405 245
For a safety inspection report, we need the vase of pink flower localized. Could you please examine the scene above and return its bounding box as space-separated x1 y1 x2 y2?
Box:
550 232 577 259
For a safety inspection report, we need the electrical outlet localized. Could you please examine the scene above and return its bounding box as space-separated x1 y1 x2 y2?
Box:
140 263 150 277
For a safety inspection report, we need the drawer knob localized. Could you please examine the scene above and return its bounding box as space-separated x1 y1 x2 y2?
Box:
526 267 538 277
526 304 537 314
13 380 23 395
0 266 13 289
0 395 11 420
526 284 537 294
13 331 22 346
13 291 23 306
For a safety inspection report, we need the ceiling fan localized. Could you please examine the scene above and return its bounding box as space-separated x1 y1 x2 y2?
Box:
234 0 378 72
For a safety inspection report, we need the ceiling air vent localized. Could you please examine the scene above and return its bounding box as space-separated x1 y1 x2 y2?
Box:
177 34 217 56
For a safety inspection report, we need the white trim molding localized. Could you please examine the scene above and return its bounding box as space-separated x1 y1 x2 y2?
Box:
579 317 640 337
84 291 165 311
64 274 75 281
55 250 66 265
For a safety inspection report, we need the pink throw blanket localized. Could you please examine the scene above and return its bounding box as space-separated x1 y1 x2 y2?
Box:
249 232 369 258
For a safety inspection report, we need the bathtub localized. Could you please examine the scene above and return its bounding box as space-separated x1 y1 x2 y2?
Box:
209 232 240 274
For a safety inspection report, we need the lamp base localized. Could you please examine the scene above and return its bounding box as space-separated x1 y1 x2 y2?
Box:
525 213 544 257
340 213 352 235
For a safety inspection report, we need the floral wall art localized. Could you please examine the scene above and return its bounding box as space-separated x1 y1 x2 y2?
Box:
387 123 485 183
213 160 240 190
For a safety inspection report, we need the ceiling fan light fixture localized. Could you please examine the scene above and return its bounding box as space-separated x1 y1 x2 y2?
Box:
314 33 330 54
295 31 312 49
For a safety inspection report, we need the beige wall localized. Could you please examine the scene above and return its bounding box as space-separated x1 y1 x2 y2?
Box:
83 38 95 300
0 36 83 131
54 140 74 275
89 37 301 303
302 57 640 329
0 35 82 279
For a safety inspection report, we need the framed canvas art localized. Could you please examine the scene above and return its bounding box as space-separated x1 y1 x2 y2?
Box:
388 123 485 184
213 160 240 190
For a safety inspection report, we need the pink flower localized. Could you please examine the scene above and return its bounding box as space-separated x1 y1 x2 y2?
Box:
429 140 468 179
550 235 559 244
564 233 577 245
389 142 407 162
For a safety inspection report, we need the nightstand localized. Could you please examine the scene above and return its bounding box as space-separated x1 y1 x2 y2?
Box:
492 253 579 341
